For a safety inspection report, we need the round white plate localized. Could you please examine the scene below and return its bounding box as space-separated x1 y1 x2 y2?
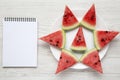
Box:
50 9 109 69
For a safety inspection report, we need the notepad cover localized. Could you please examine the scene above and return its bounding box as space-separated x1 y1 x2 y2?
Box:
3 17 37 67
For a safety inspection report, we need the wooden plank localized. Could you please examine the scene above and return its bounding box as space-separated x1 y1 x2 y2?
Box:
0 0 120 80
0 73 120 80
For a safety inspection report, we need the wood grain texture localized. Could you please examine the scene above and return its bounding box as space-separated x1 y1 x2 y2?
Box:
0 0 120 80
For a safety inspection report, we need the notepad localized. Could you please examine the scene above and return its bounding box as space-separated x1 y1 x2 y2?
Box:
3 17 37 67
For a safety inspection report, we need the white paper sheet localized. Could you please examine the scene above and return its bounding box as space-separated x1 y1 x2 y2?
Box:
3 17 37 67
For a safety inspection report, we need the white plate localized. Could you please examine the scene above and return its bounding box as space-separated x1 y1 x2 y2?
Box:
50 9 109 69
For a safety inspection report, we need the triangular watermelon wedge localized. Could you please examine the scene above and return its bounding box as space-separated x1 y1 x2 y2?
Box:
71 27 87 51
62 6 80 30
56 49 78 74
40 30 66 49
94 30 119 50
80 4 96 30
80 48 103 73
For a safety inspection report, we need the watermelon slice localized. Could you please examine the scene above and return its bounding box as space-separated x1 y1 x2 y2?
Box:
56 49 78 74
62 6 80 30
80 4 96 30
71 27 87 51
80 48 103 73
94 30 119 50
40 30 66 49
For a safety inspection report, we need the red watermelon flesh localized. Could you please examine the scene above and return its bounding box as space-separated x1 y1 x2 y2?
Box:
81 4 96 30
71 27 87 51
94 30 119 50
40 30 65 49
80 48 103 73
56 49 78 74
62 6 79 30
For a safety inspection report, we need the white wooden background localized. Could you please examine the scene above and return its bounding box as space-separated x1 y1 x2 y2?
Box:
0 0 120 80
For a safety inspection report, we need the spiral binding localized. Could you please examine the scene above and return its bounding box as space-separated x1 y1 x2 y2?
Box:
4 17 36 22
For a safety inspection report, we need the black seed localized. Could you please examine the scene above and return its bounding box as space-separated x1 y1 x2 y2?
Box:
98 60 100 62
94 62 97 65
79 38 81 41
70 15 73 17
56 44 58 46
105 31 108 33
101 38 105 42
60 56 62 59
49 39 52 42
94 55 97 58
64 67 67 69
63 15 67 18
90 15 95 20
57 41 59 43
66 60 69 63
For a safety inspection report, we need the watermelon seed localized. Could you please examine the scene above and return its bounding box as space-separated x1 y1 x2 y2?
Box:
63 67 65 69
105 31 108 33
56 44 58 46
49 39 52 42
91 15 95 20
60 56 62 59
70 15 73 17
101 38 105 42
57 41 59 43
94 62 98 65
77 40 80 43
63 15 67 17
66 60 69 63
98 60 100 62
94 55 97 58
79 39 81 41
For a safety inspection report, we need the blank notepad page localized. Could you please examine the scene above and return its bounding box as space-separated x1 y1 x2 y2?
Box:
3 17 37 67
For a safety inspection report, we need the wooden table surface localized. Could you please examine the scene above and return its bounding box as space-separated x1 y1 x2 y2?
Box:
0 0 120 80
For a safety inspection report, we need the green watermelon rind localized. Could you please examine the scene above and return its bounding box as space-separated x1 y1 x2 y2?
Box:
71 46 87 51
93 31 101 50
62 22 80 31
61 30 66 48
80 48 97 62
62 49 78 62
80 20 95 31
80 48 103 73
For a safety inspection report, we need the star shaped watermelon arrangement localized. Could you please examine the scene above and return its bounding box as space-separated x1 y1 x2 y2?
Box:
39 4 119 74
